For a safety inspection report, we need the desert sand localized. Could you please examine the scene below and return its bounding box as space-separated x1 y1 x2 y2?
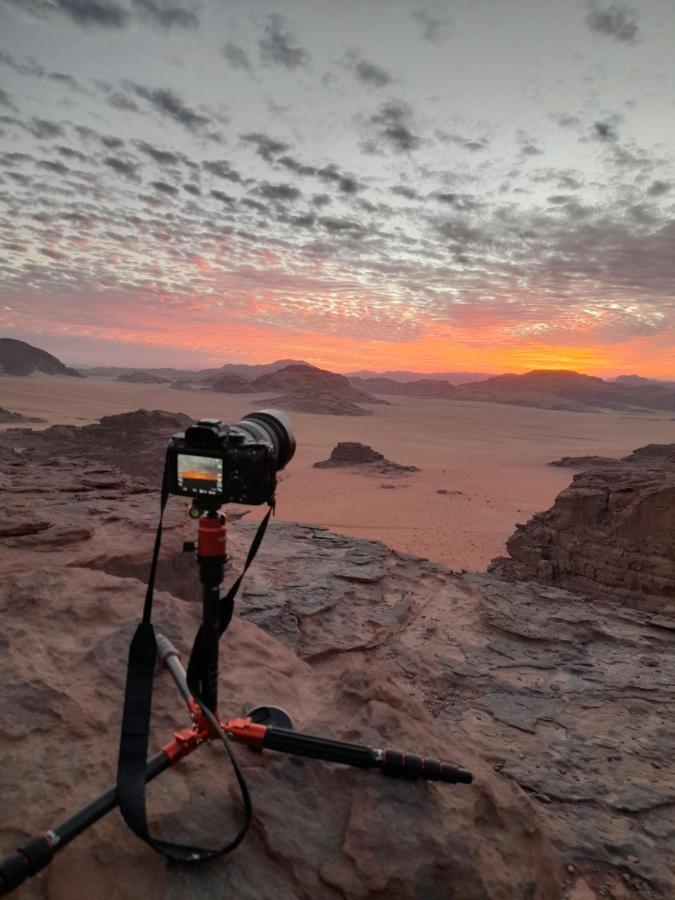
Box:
1 372 673 571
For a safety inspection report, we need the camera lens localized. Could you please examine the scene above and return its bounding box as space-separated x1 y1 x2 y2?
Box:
235 409 296 471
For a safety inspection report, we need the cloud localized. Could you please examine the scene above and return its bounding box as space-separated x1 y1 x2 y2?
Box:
647 180 670 197
411 9 452 45
316 164 361 195
240 132 290 162
202 159 242 182
135 140 181 166
151 180 179 196
368 100 422 153
0 50 81 91
10 0 131 29
210 189 235 206
254 182 301 203
103 156 140 180
278 155 317 178
130 0 199 29
220 42 252 72
593 118 620 142
0 89 18 113
27 118 65 139
129 83 210 130
259 14 310 69
6 0 199 30
342 51 392 87
585 2 639 43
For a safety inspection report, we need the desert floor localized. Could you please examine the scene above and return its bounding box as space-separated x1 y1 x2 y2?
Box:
2 373 674 572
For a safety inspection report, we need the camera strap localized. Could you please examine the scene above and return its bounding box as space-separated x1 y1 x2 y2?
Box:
116 458 273 863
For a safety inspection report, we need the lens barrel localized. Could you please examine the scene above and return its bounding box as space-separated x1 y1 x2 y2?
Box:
236 410 296 471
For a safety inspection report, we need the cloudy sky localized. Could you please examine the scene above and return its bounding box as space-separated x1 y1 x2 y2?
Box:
0 0 674 376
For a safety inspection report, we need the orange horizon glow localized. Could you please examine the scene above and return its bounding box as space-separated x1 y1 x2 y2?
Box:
13 316 674 380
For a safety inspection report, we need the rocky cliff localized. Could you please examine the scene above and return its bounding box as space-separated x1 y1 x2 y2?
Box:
490 444 675 615
0 414 673 899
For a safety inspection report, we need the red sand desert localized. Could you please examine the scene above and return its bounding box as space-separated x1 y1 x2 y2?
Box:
2 372 673 571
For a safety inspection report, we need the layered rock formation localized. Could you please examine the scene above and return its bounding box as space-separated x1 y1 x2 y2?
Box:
314 442 419 474
0 338 83 377
490 444 675 614
1 416 673 898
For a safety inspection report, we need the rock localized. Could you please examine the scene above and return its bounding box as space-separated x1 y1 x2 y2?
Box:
0 420 673 897
314 442 419 474
436 489 463 495
263 390 374 416
115 372 170 384
0 407 46 424
0 337 83 377
210 373 257 393
490 443 675 614
251 363 382 404
549 456 619 468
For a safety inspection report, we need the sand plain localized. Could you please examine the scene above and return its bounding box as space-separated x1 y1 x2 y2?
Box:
1 373 674 571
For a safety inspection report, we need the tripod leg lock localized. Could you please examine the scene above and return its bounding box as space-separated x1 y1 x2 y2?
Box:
0 834 54 894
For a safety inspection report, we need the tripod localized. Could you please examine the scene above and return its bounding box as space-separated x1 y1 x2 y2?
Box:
0 505 472 895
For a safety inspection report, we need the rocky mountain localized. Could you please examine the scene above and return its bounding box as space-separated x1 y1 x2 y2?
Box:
349 376 456 398
490 443 675 614
198 359 311 384
0 338 83 377
453 370 675 412
115 371 170 384
614 374 675 389
352 369 675 412
0 413 672 898
345 369 490 384
210 373 259 393
251 363 378 401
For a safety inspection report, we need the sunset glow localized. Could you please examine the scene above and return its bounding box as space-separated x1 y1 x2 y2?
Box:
1 2 674 378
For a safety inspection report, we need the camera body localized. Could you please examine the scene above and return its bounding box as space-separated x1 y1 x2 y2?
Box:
167 418 277 506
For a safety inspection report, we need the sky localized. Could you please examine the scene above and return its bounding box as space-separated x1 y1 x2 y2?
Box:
0 0 674 377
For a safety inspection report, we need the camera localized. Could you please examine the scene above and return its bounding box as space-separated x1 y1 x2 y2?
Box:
167 409 295 506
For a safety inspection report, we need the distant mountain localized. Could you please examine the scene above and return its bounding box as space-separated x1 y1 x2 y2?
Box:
349 376 456 399
198 359 311 383
84 366 199 379
251 363 386 415
614 374 675 389
0 338 83 377
345 369 490 384
453 370 675 412
115 371 170 384
353 368 675 412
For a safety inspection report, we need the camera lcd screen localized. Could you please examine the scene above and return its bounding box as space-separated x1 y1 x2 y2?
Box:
177 454 223 496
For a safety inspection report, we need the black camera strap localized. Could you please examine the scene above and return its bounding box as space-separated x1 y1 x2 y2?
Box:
116 459 274 863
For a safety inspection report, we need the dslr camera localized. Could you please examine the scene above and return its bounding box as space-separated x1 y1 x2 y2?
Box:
167 409 295 506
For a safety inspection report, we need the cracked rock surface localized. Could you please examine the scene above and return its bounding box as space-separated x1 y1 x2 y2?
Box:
0 414 673 899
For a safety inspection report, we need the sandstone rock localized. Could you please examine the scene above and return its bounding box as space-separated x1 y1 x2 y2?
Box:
549 456 619 468
314 442 419 474
262 390 374 416
1 420 673 898
0 407 46 424
490 443 675 614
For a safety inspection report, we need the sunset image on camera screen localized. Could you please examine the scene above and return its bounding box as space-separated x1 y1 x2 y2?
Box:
177 455 223 495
